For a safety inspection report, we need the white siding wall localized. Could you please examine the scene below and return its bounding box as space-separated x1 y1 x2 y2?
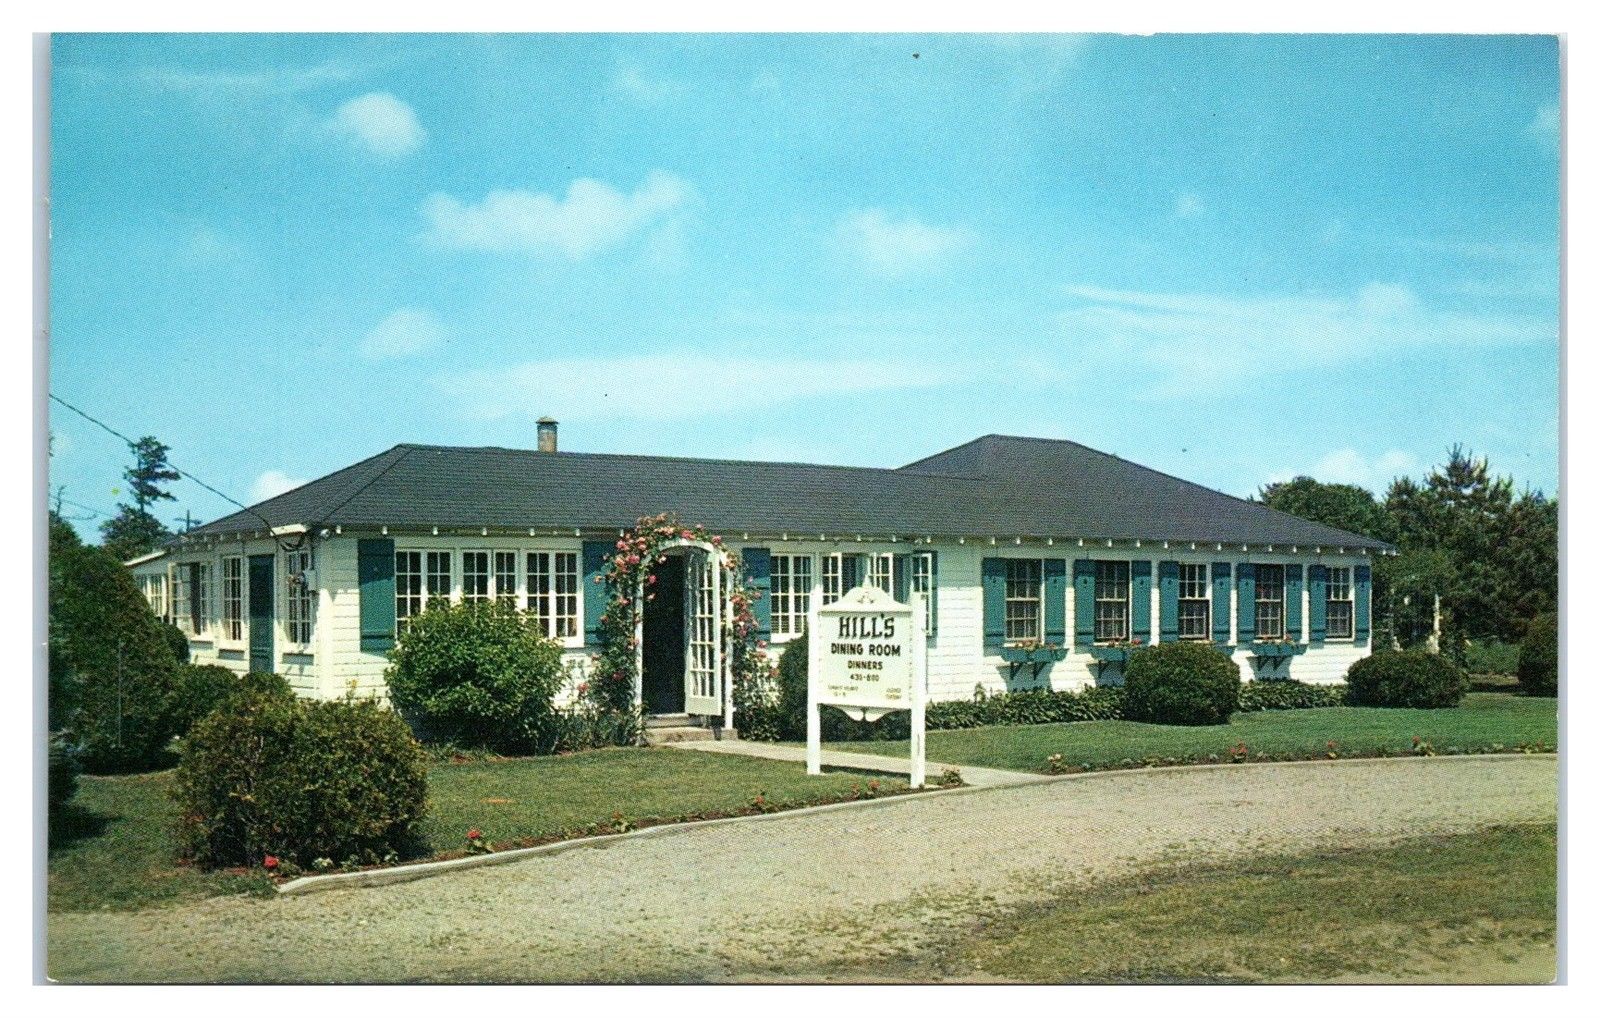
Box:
157 533 1376 711
320 533 594 705
745 540 1374 703
159 536 320 696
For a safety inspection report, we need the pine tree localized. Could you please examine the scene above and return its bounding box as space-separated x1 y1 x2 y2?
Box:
99 436 179 561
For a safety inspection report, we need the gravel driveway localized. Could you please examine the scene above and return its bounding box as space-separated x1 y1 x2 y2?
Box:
47 755 1556 983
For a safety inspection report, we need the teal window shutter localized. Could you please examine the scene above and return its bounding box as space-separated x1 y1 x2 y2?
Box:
1211 562 1232 644
1043 558 1067 646
1131 560 1152 642
1158 560 1180 642
981 557 1006 650
1073 559 1095 648
743 547 772 643
892 552 911 603
581 540 611 647
357 538 396 652
1354 564 1372 646
842 553 861 591
1285 564 1304 642
1307 565 1328 642
1236 563 1256 643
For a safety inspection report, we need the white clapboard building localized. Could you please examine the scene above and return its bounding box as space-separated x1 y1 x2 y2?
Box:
129 423 1392 724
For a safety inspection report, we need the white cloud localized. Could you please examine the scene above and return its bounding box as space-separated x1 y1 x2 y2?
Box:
1173 191 1206 219
611 63 688 104
327 92 425 158
360 308 446 360
437 353 956 423
249 469 308 504
835 210 975 277
421 171 694 260
1529 103 1560 154
1059 281 1554 395
1273 449 1417 492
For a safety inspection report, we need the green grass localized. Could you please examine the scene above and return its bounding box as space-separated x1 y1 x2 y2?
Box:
823 693 1556 772
420 746 900 852
48 773 276 912
49 746 900 913
958 824 1557 983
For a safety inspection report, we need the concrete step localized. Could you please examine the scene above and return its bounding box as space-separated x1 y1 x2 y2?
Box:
647 725 720 744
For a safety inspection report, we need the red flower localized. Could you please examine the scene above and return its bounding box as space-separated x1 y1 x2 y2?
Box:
467 828 482 840
263 854 279 870
577 682 589 695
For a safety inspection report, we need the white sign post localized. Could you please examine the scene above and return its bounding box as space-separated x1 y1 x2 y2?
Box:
807 585 927 788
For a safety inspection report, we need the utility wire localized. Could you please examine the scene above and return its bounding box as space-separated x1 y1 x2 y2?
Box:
48 391 303 549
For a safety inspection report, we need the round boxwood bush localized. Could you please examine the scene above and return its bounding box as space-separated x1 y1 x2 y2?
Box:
48 541 180 772
1345 650 1466 708
170 665 295 735
174 693 429 869
162 623 191 664
384 600 567 753
1518 613 1557 697
1122 642 1241 726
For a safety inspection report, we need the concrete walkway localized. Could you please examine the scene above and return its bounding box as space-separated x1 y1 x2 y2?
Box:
669 737 1050 788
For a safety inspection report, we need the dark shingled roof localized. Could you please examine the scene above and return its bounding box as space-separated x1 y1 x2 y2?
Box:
185 435 1392 551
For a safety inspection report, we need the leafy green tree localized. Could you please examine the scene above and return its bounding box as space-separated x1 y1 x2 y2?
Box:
49 540 181 771
99 436 179 561
1493 491 1559 639
1257 476 1394 543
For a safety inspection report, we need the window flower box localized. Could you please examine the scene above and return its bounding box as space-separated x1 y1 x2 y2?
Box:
999 641 1067 665
1087 640 1143 664
1248 640 1306 659
999 640 1065 684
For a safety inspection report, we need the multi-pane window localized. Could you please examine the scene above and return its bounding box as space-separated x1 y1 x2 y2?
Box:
494 551 518 606
526 551 578 639
821 554 843 605
1326 566 1354 639
1178 563 1210 640
1004 559 1043 642
396 551 424 628
1094 561 1131 642
770 554 813 637
140 573 167 623
911 552 935 633
222 557 244 641
425 551 452 608
174 562 211 636
866 553 894 595
1255 564 1286 639
284 548 315 646
462 551 491 603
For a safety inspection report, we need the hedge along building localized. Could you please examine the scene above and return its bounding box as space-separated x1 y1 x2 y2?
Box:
128 424 1393 724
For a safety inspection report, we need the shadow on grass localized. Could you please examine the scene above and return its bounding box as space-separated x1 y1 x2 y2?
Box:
48 802 116 854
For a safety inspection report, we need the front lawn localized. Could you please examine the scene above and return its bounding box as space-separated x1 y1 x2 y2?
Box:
956 824 1557 983
49 746 903 912
823 692 1556 772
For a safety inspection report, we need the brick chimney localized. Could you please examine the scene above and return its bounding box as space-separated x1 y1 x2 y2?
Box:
536 417 558 453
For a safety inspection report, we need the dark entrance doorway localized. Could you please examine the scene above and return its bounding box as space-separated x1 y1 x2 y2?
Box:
641 553 687 715
248 554 275 674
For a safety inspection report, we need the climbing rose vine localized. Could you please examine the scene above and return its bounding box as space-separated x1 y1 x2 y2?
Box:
587 514 772 738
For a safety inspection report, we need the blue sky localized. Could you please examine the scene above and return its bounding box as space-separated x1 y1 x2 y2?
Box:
48 33 1560 538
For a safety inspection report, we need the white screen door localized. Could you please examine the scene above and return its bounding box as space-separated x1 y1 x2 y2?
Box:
683 550 721 715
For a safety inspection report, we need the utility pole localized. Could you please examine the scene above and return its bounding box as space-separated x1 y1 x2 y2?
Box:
174 510 197 534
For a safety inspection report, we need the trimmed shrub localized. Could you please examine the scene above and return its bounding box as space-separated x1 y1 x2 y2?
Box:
170 665 295 735
385 600 567 753
48 542 180 772
174 693 428 869
49 731 81 812
1345 650 1466 708
1238 679 1346 712
1518 613 1557 697
162 623 191 664
1122 642 1241 726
